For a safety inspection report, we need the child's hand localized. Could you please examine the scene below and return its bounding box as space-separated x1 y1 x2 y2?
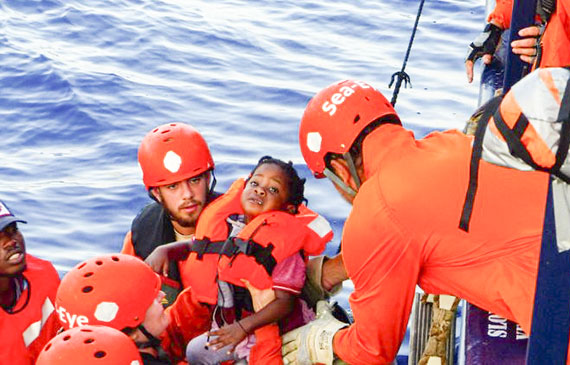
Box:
144 245 170 277
207 322 249 353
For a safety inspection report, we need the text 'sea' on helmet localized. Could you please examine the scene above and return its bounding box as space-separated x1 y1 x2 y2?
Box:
299 80 398 177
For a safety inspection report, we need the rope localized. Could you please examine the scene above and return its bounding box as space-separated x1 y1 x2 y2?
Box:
389 0 426 106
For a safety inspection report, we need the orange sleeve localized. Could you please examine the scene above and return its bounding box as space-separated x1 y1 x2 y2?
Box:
249 324 283 365
332 191 421 364
160 287 212 363
120 231 136 256
487 0 513 29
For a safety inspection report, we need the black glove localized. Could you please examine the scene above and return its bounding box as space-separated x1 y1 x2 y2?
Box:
466 23 503 62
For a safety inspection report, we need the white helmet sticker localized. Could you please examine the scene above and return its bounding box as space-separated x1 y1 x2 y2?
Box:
94 302 119 323
163 151 182 173
307 132 322 153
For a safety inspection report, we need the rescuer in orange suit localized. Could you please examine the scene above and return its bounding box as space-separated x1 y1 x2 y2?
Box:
465 0 570 82
280 77 556 364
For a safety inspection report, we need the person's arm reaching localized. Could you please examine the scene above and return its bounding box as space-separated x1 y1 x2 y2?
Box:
465 20 504 83
144 240 192 277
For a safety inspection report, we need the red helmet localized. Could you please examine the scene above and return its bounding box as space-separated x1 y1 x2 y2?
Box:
299 80 398 178
36 325 142 365
138 122 215 189
55 254 161 330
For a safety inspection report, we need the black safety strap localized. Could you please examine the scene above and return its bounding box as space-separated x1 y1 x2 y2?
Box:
189 238 225 260
493 112 545 170
136 324 162 350
221 237 277 277
492 80 570 183
459 95 504 232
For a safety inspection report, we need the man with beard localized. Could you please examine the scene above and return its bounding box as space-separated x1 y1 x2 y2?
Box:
121 122 219 306
0 200 60 365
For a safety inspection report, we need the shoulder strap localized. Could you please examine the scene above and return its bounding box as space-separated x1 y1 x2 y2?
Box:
188 238 225 260
491 76 570 183
459 95 504 232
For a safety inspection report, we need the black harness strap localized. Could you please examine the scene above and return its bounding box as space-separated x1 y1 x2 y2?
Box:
459 95 504 232
190 238 225 260
493 112 544 170
221 237 277 277
492 80 570 183
247 241 277 276
136 324 163 350
552 77 570 177
462 69 570 232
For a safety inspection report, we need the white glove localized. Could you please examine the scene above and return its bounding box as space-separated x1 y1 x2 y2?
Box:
302 256 342 309
282 301 348 365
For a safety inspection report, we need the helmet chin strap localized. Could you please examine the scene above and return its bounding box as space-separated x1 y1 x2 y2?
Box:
323 168 356 197
343 152 362 190
323 152 362 198
208 169 217 196
135 324 162 350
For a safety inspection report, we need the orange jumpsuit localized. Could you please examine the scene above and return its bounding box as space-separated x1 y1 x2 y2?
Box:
332 124 549 364
1 254 60 365
161 286 213 363
488 0 570 67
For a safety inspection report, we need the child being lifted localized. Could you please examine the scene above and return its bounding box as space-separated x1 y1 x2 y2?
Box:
146 155 333 364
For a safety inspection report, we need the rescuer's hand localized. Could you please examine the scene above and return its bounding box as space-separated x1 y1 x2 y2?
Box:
281 301 347 365
465 22 503 83
302 256 342 309
511 25 542 65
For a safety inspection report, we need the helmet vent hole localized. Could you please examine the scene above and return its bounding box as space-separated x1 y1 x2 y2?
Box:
95 260 103 266
84 272 93 277
353 115 361 123
94 351 107 358
78 263 87 269
82 286 94 293
63 335 71 341
44 343 52 351
364 96 370 101
161 129 171 135
80 328 93 333
163 137 173 143
84 338 95 344
111 256 119 262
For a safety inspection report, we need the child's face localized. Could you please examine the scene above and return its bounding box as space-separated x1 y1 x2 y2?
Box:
241 163 292 221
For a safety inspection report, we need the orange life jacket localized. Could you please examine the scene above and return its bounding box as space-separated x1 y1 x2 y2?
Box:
460 67 570 235
183 178 333 305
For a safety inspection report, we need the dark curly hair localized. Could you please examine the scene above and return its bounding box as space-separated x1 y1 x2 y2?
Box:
247 155 307 211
